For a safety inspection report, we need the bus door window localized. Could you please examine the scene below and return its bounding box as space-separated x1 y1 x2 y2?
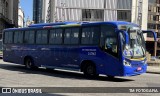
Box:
105 37 117 54
101 25 118 57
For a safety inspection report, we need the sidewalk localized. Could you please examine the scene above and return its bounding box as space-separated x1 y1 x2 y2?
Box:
147 60 160 74
0 54 2 59
147 66 160 74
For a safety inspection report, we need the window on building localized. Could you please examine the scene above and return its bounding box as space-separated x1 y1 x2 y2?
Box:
149 0 157 4
14 31 23 44
24 31 35 44
117 10 131 22
36 30 48 44
64 28 79 44
157 0 160 4
148 23 156 29
82 9 104 21
81 27 100 45
49 29 63 44
157 32 160 38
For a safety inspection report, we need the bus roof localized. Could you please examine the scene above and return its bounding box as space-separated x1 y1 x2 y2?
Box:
28 22 81 27
3 21 139 31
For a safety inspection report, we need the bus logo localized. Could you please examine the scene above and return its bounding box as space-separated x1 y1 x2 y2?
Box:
2 88 11 93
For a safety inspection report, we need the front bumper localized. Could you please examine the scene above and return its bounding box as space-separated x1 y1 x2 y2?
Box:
123 64 147 76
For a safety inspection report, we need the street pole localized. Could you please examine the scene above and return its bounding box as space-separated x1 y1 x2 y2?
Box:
104 0 106 21
138 0 142 29
61 3 66 22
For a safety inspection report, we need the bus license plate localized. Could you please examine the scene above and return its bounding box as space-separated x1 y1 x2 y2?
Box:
137 67 142 71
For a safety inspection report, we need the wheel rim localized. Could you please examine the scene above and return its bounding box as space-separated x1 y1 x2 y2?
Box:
26 59 32 69
86 65 94 75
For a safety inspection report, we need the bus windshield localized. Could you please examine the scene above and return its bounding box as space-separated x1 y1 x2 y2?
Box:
121 26 146 59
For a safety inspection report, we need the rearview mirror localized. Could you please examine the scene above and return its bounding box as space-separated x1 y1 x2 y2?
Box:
117 30 129 44
142 30 157 41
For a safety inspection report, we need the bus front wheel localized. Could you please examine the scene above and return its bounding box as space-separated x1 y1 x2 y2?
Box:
83 64 98 77
107 75 115 79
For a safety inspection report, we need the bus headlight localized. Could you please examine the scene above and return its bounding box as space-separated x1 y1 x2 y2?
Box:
123 60 131 66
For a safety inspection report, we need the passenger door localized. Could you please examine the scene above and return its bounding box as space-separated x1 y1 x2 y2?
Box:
100 25 120 75
48 29 63 67
62 28 80 68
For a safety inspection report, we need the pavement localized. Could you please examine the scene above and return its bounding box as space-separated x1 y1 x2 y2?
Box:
0 54 2 59
147 66 160 74
147 60 160 74
0 60 160 96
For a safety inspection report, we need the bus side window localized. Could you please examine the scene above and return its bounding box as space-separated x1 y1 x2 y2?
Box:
36 30 48 44
81 27 99 45
64 28 79 45
49 29 63 44
4 32 9 44
4 32 13 44
24 31 35 44
71 28 79 44
14 31 23 44
64 29 72 44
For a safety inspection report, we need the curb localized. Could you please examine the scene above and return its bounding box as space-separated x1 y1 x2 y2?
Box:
147 66 160 74
147 61 160 66
0 56 2 59
147 71 160 74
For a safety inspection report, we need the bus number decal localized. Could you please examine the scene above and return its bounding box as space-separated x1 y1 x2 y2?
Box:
82 49 97 56
88 52 96 56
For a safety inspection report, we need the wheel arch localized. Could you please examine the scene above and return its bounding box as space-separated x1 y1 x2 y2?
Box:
80 60 96 72
23 56 34 65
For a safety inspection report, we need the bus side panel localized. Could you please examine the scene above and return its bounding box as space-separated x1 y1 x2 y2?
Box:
3 45 22 64
80 47 124 76
41 45 63 67
60 46 80 68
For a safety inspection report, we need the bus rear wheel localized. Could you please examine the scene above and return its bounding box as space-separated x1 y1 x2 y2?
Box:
25 58 37 69
83 64 98 78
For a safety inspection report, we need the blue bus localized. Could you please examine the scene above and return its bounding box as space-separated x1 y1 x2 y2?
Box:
2 21 157 78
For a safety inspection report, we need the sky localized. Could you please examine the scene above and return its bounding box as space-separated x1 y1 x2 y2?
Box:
20 0 33 21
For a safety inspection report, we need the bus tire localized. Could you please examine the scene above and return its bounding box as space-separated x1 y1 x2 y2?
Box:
24 58 37 70
107 75 115 79
46 68 54 71
83 63 98 78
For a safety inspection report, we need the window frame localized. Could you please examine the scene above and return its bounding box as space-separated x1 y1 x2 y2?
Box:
24 30 36 44
49 28 64 45
13 31 24 44
63 27 80 45
100 24 119 58
80 26 101 46
35 29 49 45
3 31 14 44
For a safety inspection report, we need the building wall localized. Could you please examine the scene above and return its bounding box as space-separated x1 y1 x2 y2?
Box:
33 0 43 23
0 0 18 39
18 7 25 28
146 0 160 56
42 0 50 23
13 0 19 27
47 0 132 23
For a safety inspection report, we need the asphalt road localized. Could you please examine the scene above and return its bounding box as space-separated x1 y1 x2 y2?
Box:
0 60 160 96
